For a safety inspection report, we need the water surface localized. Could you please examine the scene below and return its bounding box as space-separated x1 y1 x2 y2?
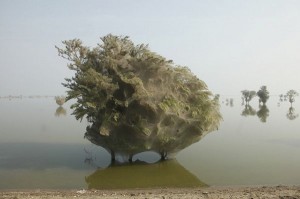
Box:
0 96 299 189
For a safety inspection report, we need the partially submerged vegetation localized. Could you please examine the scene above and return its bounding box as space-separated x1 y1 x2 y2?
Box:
55 96 66 106
240 87 299 122
286 90 299 106
241 86 270 105
257 86 269 105
56 34 222 161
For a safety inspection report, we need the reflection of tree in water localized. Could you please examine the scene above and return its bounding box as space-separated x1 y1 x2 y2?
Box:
256 105 269 123
55 106 67 117
287 106 299 120
85 159 207 189
280 90 299 120
241 105 256 117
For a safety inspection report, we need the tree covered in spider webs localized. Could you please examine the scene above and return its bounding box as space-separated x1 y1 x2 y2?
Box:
56 34 221 160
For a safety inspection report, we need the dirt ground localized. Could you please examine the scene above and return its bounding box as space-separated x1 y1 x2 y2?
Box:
1 186 300 199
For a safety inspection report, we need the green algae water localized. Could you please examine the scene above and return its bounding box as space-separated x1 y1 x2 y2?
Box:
0 96 300 189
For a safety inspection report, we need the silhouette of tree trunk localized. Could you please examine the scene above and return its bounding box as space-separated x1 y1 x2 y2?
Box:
110 150 115 163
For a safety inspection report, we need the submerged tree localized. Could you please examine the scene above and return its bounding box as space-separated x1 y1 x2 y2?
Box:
56 34 222 161
285 90 299 120
257 86 269 105
285 90 299 106
241 90 256 105
214 94 220 102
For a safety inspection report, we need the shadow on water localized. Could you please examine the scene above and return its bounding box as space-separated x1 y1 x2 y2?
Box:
85 159 207 189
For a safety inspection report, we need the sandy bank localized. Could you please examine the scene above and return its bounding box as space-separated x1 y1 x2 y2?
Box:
1 186 300 199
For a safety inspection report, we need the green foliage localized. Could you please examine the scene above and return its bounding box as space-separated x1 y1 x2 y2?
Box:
286 90 299 105
257 86 269 105
56 34 221 144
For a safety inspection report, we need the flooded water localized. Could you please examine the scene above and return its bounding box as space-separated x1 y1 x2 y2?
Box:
0 96 299 189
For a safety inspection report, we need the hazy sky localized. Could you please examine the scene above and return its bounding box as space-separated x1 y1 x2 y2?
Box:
1 0 300 96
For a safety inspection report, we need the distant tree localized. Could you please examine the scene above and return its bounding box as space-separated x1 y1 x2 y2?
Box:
214 94 220 102
256 86 269 105
279 94 284 102
241 90 256 105
285 90 299 106
55 96 66 106
225 98 234 107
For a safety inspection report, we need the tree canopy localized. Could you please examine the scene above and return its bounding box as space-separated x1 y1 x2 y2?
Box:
241 90 256 104
56 34 221 159
257 86 269 105
286 90 299 105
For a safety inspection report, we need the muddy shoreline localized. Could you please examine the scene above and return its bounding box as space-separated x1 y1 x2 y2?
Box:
1 186 300 199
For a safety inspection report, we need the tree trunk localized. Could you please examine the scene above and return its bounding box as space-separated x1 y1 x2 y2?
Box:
111 150 115 163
